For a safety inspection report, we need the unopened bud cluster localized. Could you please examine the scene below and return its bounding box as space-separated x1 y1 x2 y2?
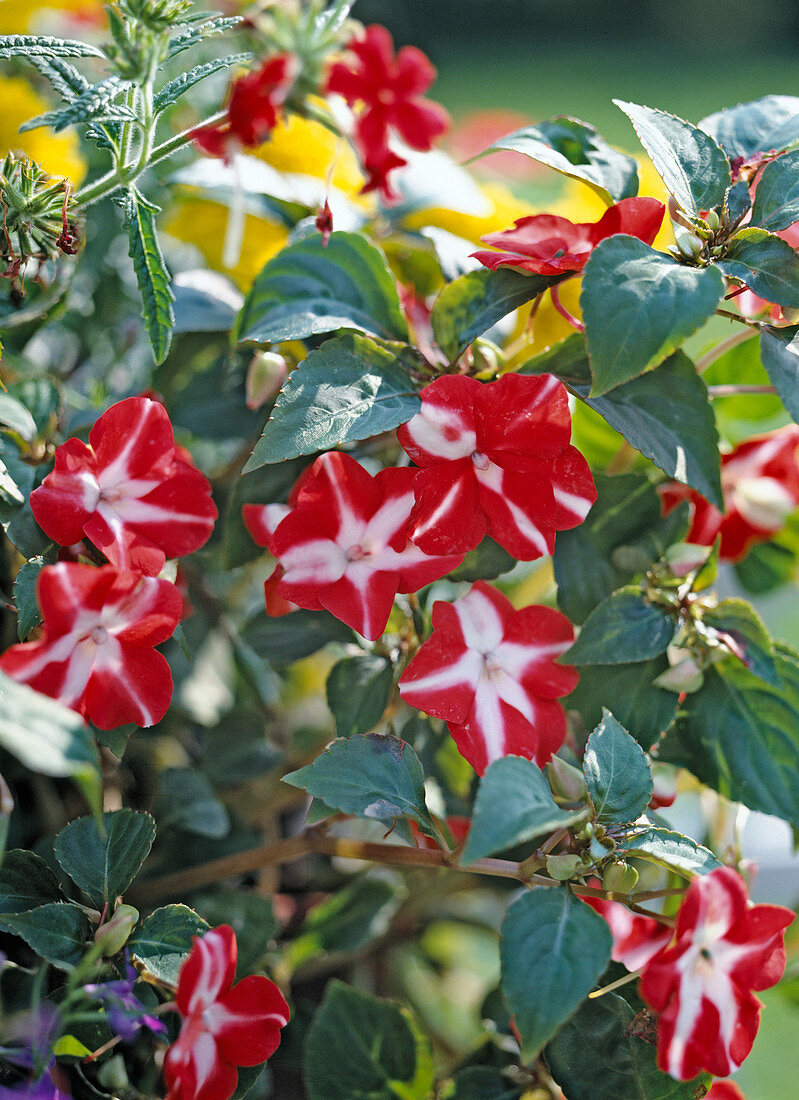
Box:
0 154 79 276
118 0 193 31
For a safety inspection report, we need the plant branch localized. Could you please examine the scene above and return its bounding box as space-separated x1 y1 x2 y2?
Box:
714 308 763 328
695 327 755 373
707 384 776 397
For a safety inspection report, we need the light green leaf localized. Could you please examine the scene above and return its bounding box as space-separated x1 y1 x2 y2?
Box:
565 588 677 666
0 458 23 508
750 150 799 232
167 16 242 58
0 903 92 971
719 228 799 310
0 849 62 915
0 395 37 441
703 598 779 686
0 34 106 59
54 809 156 906
761 324 799 423
130 904 209 987
583 710 653 824
13 555 47 639
154 53 252 113
616 826 721 877
699 95 799 159
20 76 134 132
326 655 394 738
124 190 175 364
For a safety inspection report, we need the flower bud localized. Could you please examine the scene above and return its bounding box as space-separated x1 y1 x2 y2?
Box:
546 853 585 881
664 541 710 577
732 476 796 531
589 835 614 862
703 209 720 232
471 339 504 377
94 904 139 956
602 861 639 894
781 307 799 324
654 654 704 694
674 226 704 259
246 352 287 411
547 754 587 802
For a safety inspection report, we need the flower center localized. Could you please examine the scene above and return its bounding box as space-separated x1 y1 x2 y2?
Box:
346 544 367 561
90 625 109 645
100 487 123 503
483 651 502 675
471 450 490 471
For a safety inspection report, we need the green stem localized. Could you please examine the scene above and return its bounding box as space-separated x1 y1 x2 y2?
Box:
695 327 755 373
715 308 763 329
707 384 776 397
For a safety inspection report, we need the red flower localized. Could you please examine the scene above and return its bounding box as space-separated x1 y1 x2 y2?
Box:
640 866 793 1080
165 925 289 1100
706 1083 746 1099
471 197 664 275
194 55 297 160
581 895 673 972
396 373 596 559
660 426 799 562
326 24 449 200
243 452 462 640
398 580 578 774
30 397 217 577
0 563 181 729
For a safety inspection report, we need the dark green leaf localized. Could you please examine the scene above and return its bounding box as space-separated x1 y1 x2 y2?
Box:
241 608 354 667
129 904 209 987
167 16 242 58
156 769 230 838
719 228 799 310
283 734 437 835
54 809 156 906
21 76 134 132
223 455 308 568
615 100 730 214
477 116 638 203
500 889 612 1060
462 756 585 863
699 95 799 159
734 515 799 594
326 655 394 738
703 598 779 686
235 231 407 345
564 656 678 751
446 536 515 582
616 826 720 877
761 325 799 423
304 980 434 1100
726 179 752 225
0 850 62 915
154 53 252 113
583 710 653 824
172 271 243 334
124 190 175 364
13 555 47 639
0 395 37 441
0 903 92 971
582 237 724 394
524 337 722 507
444 1068 523 1100
189 890 277 974
0 34 106 58
750 150 799 232
243 334 421 470
546 992 711 1100
565 588 677 665
431 267 560 361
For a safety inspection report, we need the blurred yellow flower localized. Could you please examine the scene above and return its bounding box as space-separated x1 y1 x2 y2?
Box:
0 0 106 34
0 75 86 184
403 181 536 244
254 110 366 198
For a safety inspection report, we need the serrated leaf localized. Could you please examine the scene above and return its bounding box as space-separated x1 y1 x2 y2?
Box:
703 598 779 685
156 768 230 838
0 850 62 915
523 337 722 507
500 889 612 1060
582 237 724 394
20 76 134 132
241 608 354 667
0 395 37 441
564 656 678 751
0 34 106 59
699 95 799 159
431 267 559 361
583 710 653 824
750 149 799 232
167 16 242 58
124 190 175 364
719 228 799 309
129 904 209 986
25 54 90 103
54 809 156 906
565 587 677 666
243 334 421 470
13 555 48 639
326 655 394 738
461 756 585 863
615 100 730 214
616 826 721 877
283 734 437 836
761 325 799 423
0 903 92 970
235 231 407 345
304 980 435 1100
154 53 252 113
477 115 638 203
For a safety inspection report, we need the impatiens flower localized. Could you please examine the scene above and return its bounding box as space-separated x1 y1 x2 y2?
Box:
471 196 665 275
30 397 217 576
706 1082 746 1099
0 563 182 729
164 925 289 1100
84 959 166 1042
660 426 799 562
639 866 793 1081
193 55 297 160
398 580 578 774
581 895 673 972
243 452 462 639
326 24 449 200
397 372 596 559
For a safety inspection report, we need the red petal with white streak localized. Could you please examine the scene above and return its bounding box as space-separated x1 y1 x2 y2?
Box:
211 976 290 1066
581 895 673 971
177 926 237 1015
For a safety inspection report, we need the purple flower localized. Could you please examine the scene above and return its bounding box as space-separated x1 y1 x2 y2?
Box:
0 1071 69 1100
83 960 165 1043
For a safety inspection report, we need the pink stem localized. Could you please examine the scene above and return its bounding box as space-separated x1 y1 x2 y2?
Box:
550 285 584 333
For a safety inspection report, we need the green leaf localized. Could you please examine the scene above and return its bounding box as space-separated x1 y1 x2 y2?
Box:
546 992 712 1100
235 231 407 345
565 588 677 666
614 100 730 214
0 395 37 441
0 34 106 58
564 656 678 751
0 903 92 970
25 53 89 103
0 849 62 915
583 711 653 824
13 555 47 639
283 734 437 836
750 150 799 232
443 1068 523 1100
477 116 638 203
53 809 156 906
129 904 209 986
719 228 799 310
243 334 421 470
154 53 252 113
446 536 515 582
760 324 799 423
699 95 799 159
660 648 799 826
0 457 23 508
156 769 230 838
703 598 779 686
21 76 134 132
615 826 721 877
326 655 394 738
0 671 101 812
189 890 277 974
305 980 435 1100
241 608 354 667
524 337 722 507
735 534 799 594
500 889 612 1060
167 16 242 58
123 190 175 365
462 756 584 863
431 267 559 361
582 237 724 394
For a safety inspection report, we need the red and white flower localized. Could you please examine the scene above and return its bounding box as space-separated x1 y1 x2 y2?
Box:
0 563 181 729
706 1082 746 1099
398 580 578 773
165 925 289 1100
244 451 462 640
30 397 217 576
581 895 673 972
193 55 297 161
660 426 799 562
640 866 793 1080
397 372 596 559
